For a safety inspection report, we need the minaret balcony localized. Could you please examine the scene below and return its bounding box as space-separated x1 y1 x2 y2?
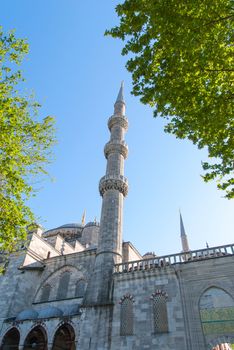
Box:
104 141 128 159
99 175 128 197
108 115 128 131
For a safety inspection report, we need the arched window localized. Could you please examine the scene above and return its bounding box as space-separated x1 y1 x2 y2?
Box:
120 294 134 336
75 279 85 298
52 324 75 350
57 271 70 300
151 290 169 333
23 326 47 350
41 284 51 302
199 287 234 339
1 327 20 350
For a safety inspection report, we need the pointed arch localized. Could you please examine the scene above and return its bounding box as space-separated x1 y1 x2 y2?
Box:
34 265 84 303
52 323 75 350
199 287 234 344
23 325 47 350
151 289 169 333
119 294 134 335
1 327 20 350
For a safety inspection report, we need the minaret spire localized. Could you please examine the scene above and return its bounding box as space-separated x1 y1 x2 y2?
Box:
116 81 124 103
114 81 125 116
180 211 190 252
180 212 186 237
84 82 128 305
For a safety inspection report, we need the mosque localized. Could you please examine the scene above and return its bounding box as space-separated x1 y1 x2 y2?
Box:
0 84 234 350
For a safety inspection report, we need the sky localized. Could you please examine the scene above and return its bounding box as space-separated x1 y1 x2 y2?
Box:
1 1 233 256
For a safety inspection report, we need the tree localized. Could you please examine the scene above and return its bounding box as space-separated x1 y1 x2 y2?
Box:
106 0 234 198
0 27 55 255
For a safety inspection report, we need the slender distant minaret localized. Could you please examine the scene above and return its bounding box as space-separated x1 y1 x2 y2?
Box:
84 82 128 305
180 212 190 252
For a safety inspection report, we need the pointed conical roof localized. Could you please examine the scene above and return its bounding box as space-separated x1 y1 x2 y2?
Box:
115 81 125 103
180 212 186 237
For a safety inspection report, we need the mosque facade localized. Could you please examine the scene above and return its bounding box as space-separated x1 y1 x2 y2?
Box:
0 84 234 350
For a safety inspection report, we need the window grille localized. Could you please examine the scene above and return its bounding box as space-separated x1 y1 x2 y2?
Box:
120 294 134 335
40 284 51 302
75 279 85 297
151 290 168 333
57 271 70 299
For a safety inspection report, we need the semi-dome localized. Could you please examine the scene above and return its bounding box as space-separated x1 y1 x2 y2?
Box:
38 306 63 319
16 309 38 321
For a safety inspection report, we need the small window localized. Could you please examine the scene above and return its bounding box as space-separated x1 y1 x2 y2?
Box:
151 290 169 333
41 284 51 302
120 294 134 335
57 271 70 299
75 279 85 298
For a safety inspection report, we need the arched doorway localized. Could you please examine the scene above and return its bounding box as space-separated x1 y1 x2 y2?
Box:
1 328 20 350
52 324 75 350
23 326 47 350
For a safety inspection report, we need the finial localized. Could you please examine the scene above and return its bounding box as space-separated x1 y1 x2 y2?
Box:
115 81 125 103
81 209 86 226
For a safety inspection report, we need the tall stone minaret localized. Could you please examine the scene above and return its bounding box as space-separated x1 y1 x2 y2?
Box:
84 82 128 305
180 212 190 252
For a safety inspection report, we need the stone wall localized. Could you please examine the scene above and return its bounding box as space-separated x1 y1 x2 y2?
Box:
110 266 186 350
1 246 234 350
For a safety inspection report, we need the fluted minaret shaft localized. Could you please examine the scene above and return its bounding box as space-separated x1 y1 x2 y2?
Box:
83 83 128 305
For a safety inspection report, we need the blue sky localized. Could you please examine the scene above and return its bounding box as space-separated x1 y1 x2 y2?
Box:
1 1 233 256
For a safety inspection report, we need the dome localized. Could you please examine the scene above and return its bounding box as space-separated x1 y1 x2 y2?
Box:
63 304 80 316
38 306 63 319
58 223 83 229
16 309 38 321
143 252 156 259
44 223 83 235
85 221 100 227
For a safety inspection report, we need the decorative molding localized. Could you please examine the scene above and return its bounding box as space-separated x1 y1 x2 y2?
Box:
151 289 168 299
108 115 128 131
104 141 128 159
99 175 128 197
119 293 135 304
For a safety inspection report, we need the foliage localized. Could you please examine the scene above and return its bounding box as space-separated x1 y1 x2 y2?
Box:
0 27 55 255
106 0 234 198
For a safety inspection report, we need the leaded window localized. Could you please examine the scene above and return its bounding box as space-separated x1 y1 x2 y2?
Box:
40 284 51 302
200 287 234 338
151 290 168 333
120 294 134 335
57 271 70 299
75 279 85 297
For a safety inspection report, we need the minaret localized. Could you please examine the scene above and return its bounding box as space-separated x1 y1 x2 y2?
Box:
84 82 128 305
180 212 190 252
